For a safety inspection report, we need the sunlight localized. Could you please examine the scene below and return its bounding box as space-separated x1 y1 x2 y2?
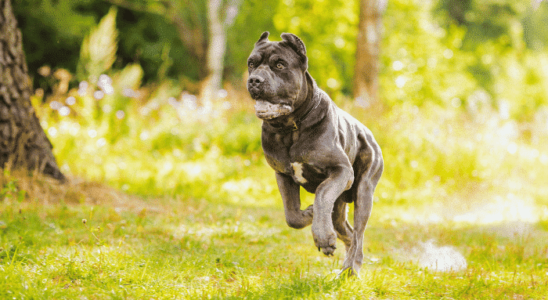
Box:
172 222 281 241
397 192 545 228
452 194 539 225
221 178 255 193
87 129 97 138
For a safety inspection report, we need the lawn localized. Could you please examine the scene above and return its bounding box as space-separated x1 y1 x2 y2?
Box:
1 167 547 299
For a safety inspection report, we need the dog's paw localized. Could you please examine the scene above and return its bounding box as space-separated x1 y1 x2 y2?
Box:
303 205 314 218
320 245 337 256
341 256 362 276
312 228 337 256
338 266 360 279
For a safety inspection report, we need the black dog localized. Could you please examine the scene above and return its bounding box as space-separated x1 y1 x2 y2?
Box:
247 32 383 275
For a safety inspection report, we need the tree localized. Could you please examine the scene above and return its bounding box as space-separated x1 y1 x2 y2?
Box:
105 0 208 76
0 0 65 180
353 0 387 107
202 0 241 100
106 0 241 97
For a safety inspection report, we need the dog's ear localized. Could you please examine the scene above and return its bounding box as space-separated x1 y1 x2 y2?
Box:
256 31 270 44
281 33 308 68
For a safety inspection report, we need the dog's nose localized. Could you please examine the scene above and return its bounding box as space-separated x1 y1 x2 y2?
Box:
248 75 264 88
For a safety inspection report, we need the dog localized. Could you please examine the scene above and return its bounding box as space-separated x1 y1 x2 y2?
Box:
246 31 383 275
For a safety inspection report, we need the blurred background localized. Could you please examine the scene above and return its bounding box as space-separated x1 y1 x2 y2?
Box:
12 0 548 210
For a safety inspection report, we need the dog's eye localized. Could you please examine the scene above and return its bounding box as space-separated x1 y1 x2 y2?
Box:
248 62 254 68
276 62 284 69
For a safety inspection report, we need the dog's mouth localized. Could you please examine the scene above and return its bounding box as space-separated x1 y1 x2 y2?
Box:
248 87 262 100
254 100 293 120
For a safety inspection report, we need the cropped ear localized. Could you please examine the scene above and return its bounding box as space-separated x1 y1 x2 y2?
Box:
281 33 308 68
256 31 269 44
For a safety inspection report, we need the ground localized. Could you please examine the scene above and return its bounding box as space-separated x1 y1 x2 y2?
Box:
1 172 547 299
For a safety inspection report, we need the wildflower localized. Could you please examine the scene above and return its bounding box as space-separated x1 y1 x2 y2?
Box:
217 89 228 98
78 81 88 96
123 88 137 98
88 129 97 138
102 104 112 113
98 74 114 95
96 138 106 147
49 101 62 110
115 110 125 119
59 106 70 116
47 127 57 137
93 91 105 100
168 97 179 108
66 96 76 106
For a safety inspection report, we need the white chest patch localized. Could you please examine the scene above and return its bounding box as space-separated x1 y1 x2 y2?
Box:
291 162 308 184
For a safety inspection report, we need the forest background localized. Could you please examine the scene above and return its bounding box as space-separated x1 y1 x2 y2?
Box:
2 0 548 298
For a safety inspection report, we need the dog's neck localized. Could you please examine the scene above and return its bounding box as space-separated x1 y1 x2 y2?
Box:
290 71 317 120
263 72 322 133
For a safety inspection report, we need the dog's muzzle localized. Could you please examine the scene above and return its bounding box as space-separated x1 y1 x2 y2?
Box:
247 75 265 99
254 100 293 120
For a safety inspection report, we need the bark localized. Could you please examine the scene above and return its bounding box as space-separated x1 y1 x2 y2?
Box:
354 0 387 108
0 0 65 181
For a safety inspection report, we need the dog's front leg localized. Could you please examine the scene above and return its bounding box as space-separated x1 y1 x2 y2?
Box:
276 173 313 229
312 165 354 256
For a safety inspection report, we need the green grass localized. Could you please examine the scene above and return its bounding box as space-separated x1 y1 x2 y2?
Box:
1 174 548 299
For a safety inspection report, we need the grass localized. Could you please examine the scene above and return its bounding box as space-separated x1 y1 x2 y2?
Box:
1 169 548 299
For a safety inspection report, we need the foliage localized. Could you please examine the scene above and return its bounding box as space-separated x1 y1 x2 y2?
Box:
13 0 102 75
523 2 548 49
14 0 200 85
435 0 530 49
381 0 548 120
271 0 359 96
15 0 548 119
226 0 279 83
78 7 118 83
381 0 477 108
0 171 25 203
115 8 195 82
106 0 209 82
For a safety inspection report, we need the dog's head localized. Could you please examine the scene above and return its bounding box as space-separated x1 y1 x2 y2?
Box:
247 32 310 120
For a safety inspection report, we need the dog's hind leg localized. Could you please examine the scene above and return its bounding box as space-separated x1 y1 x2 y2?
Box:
332 191 353 252
341 147 383 276
276 173 313 229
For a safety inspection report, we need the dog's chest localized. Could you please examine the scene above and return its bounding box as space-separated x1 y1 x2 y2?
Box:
263 135 326 191
290 162 307 184
270 155 325 191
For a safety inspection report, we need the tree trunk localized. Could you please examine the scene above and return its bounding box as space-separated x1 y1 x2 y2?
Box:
201 0 241 101
0 0 65 181
354 0 387 108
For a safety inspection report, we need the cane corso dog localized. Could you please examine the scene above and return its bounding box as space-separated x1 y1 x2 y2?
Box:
246 32 383 275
